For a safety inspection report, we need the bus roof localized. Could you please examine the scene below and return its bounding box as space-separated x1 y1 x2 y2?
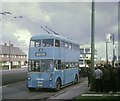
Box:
31 33 79 45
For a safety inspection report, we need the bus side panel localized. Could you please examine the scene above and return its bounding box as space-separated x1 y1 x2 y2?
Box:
53 70 65 86
64 69 73 84
70 68 79 81
64 68 79 84
54 48 61 59
64 49 71 59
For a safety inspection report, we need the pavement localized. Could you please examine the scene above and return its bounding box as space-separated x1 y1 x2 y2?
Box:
49 77 89 99
48 77 120 99
1 66 27 71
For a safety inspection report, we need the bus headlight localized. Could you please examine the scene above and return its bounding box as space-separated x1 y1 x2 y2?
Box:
28 77 31 80
49 78 52 81
49 73 53 81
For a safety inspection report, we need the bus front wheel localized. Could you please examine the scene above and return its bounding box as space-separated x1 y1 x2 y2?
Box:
55 79 61 91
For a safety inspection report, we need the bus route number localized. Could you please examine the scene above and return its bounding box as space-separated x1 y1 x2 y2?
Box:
35 52 46 56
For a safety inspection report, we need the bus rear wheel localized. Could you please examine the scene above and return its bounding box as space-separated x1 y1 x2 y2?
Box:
55 79 61 91
74 75 78 84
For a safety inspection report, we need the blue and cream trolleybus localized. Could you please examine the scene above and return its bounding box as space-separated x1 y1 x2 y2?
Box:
27 31 80 91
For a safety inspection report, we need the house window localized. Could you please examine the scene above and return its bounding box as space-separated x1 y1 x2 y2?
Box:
85 48 90 53
80 49 84 53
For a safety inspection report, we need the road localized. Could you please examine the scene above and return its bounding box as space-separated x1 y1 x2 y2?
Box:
2 77 86 99
1 68 28 85
2 81 56 99
49 77 88 99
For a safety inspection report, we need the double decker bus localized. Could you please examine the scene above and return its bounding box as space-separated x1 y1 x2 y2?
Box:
27 33 80 91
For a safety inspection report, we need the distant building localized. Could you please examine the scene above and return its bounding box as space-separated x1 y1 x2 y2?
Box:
79 44 97 67
0 43 27 68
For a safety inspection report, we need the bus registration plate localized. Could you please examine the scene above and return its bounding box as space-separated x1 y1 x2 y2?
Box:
37 84 43 87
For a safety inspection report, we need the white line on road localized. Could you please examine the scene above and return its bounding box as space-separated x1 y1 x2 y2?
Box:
0 85 7 88
1 81 26 88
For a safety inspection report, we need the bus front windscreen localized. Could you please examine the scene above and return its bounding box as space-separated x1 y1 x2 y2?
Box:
28 59 54 72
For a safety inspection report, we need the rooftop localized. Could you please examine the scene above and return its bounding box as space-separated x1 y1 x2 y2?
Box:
0 43 26 56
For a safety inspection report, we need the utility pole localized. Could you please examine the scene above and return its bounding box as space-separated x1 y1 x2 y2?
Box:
90 0 95 91
8 40 11 70
106 41 108 64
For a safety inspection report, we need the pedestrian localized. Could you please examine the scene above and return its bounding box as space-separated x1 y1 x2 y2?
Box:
93 66 103 93
111 63 118 93
107 63 113 91
99 64 104 92
108 62 112 69
103 65 111 93
86 67 91 87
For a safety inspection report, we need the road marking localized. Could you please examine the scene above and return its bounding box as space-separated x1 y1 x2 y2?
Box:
49 90 66 99
0 85 7 88
81 93 120 96
2 81 26 88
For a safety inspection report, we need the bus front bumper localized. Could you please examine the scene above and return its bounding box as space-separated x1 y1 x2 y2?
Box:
27 79 55 89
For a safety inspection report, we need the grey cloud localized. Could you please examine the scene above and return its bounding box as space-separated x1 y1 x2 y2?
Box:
1 2 118 58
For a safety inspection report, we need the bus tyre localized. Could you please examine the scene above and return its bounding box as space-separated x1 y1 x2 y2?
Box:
75 75 78 84
55 79 61 91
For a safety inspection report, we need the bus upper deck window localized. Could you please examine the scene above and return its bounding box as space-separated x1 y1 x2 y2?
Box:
35 40 41 47
60 41 65 48
69 43 72 49
42 39 54 47
55 40 60 47
30 41 35 47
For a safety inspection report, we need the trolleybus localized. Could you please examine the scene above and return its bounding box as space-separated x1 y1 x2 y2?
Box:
27 32 80 91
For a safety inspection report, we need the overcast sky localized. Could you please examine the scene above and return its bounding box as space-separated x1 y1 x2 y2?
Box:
0 0 119 60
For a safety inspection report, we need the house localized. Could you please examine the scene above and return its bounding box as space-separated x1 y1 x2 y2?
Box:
79 44 97 67
0 43 27 68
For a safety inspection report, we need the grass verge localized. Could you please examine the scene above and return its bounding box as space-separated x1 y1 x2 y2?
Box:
74 93 120 101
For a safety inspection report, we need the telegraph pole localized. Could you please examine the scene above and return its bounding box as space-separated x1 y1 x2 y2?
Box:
8 40 11 70
90 0 95 90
